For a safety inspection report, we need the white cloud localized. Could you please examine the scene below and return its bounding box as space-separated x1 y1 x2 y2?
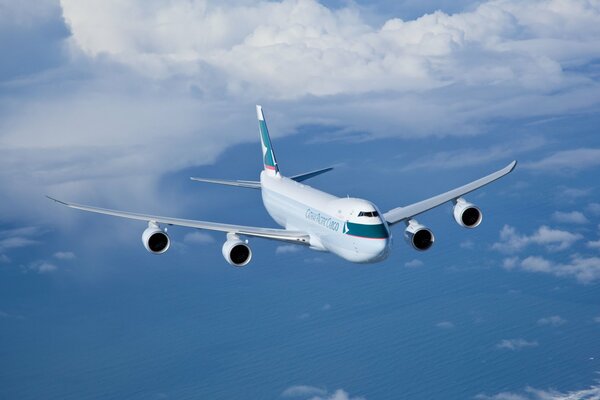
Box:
496 338 538 350
282 385 327 397
322 303 331 311
525 148 600 172
552 211 589 224
587 240 600 249
502 255 600 284
404 259 424 268
460 240 475 249
399 137 545 171
492 225 582 253
276 244 302 254
594 316 600 323
0 254 10 263
281 386 364 400
183 231 215 245
476 380 600 400
53 251 76 260
588 203 600 216
27 261 58 274
537 315 566 326
2 0 600 226
436 321 455 329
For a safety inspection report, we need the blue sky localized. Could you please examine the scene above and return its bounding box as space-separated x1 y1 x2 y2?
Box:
1 1 600 399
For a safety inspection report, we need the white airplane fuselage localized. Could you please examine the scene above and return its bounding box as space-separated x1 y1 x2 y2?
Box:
261 171 391 263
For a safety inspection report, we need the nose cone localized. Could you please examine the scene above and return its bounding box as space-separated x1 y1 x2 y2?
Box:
352 236 391 263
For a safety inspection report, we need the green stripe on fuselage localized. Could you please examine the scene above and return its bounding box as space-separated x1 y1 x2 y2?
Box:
346 222 389 239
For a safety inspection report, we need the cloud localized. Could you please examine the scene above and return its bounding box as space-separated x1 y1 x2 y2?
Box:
436 321 455 329
594 316 600 323
460 240 475 249
588 203 600 216
282 385 327 397
0 226 42 251
496 338 538 350
552 211 589 224
404 259 424 268
537 315 566 326
322 303 331 311
475 380 600 400
2 0 600 225
276 244 303 254
27 260 58 274
183 231 215 245
281 386 364 400
525 148 600 172
502 255 600 284
492 225 582 253
53 251 76 260
399 137 544 171
587 240 600 249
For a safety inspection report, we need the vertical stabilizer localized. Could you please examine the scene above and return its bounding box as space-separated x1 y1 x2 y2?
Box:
256 105 280 176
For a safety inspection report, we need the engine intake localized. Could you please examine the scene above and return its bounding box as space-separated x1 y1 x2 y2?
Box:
222 234 252 267
404 219 435 251
453 198 483 228
142 222 170 254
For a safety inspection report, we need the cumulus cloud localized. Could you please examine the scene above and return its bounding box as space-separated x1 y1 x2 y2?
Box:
27 260 58 274
496 338 538 350
475 380 600 400
276 244 303 254
183 231 215 245
281 385 364 400
537 315 566 326
502 255 600 284
2 0 600 225
587 239 600 249
552 211 589 224
436 321 455 329
404 259 424 268
53 251 76 260
588 203 600 216
492 225 582 253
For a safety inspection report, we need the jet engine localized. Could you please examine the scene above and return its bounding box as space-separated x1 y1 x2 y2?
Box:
222 234 252 267
142 222 170 254
453 197 483 228
404 219 435 251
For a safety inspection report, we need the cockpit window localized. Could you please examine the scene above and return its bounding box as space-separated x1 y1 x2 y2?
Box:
358 211 379 217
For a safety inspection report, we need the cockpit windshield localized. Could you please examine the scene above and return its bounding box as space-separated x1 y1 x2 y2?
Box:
358 211 379 218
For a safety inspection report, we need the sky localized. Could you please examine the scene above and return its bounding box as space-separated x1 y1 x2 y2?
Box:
1 0 600 399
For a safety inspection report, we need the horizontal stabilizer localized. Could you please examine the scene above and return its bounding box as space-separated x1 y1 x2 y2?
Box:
190 177 261 189
290 167 334 183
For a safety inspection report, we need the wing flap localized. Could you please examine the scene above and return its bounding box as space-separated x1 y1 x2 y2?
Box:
46 196 309 243
383 161 517 225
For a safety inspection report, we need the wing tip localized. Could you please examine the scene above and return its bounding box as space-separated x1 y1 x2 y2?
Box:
256 105 264 120
508 160 518 172
46 195 69 206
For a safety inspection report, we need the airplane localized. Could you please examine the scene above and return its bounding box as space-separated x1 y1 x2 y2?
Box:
47 105 517 266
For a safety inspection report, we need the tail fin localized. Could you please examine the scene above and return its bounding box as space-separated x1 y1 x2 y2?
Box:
256 105 279 176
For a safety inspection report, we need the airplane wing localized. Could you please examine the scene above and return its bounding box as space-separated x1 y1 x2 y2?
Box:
46 197 310 243
189 177 261 189
189 167 334 189
383 161 517 225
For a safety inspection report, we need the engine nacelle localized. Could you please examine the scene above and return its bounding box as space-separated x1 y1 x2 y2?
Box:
142 222 170 254
404 219 435 251
453 197 483 228
222 234 252 267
